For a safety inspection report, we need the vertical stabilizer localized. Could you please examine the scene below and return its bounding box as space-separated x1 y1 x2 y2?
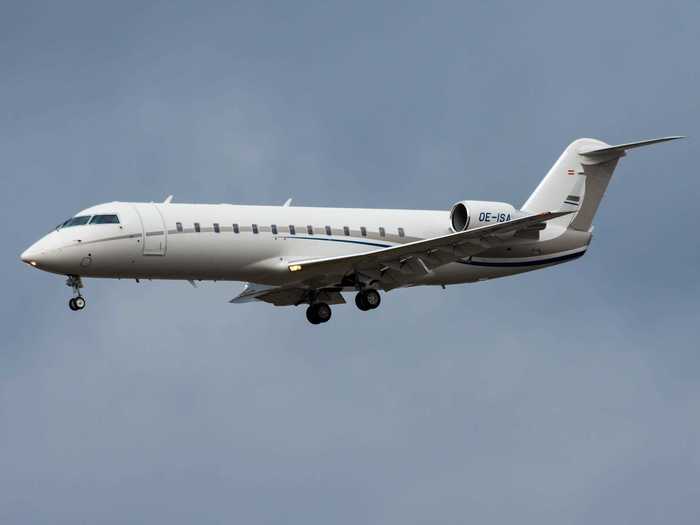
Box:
522 136 683 232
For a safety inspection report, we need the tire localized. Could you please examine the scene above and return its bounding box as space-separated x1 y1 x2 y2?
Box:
355 293 370 311
306 305 321 324
363 289 381 309
74 297 86 310
68 298 78 311
315 303 332 323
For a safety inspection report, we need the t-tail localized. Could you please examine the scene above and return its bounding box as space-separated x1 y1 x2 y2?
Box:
521 136 684 231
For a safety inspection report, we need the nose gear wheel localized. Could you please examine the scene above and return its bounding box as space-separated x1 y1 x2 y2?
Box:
66 275 86 312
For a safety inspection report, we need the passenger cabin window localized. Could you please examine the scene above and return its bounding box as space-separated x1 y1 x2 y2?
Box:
289 225 296 235
213 223 220 233
379 227 386 237
63 216 91 228
307 225 313 235
194 222 201 233
271 224 278 235
325 225 332 236
233 223 239 234
90 214 120 224
398 227 405 238
176 222 183 232
360 227 367 237
252 224 259 234
343 226 350 236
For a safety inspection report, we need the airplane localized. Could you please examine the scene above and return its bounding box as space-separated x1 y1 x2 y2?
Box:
20 136 682 324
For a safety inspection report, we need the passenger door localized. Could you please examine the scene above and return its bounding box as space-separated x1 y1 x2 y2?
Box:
133 204 167 255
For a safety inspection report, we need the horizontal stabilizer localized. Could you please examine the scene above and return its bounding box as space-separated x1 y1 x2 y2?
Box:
579 136 684 158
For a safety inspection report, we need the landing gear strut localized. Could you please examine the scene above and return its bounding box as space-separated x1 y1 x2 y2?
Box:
306 302 332 324
355 289 381 311
66 275 86 311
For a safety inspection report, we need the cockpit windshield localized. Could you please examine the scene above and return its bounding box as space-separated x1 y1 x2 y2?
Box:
61 216 91 228
55 214 120 230
89 214 120 224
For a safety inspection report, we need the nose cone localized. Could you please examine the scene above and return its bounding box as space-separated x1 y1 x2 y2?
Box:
20 233 71 273
20 241 44 267
20 247 38 265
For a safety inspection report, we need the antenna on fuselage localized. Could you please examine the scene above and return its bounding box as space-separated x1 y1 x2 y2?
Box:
282 198 292 207
163 195 174 204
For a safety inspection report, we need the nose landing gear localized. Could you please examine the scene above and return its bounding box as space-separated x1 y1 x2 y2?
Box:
69 296 86 311
66 275 86 311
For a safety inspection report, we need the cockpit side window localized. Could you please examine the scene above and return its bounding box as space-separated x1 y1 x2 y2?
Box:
89 214 120 224
62 216 92 228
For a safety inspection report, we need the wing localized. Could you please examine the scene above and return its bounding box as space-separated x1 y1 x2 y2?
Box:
230 282 346 306
286 211 572 286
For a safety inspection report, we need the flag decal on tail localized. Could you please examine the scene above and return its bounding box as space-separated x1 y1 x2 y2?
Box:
567 169 575 176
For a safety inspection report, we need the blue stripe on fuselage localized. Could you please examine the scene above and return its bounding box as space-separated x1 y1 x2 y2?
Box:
281 236 393 249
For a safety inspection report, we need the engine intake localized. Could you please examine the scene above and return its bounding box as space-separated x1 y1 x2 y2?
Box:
450 202 470 231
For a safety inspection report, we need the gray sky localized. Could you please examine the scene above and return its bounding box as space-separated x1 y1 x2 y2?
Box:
2 1 699 523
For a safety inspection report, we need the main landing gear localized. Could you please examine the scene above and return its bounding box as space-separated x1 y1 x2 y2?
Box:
355 289 381 311
306 302 332 324
304 289 382 325
66 275 86 312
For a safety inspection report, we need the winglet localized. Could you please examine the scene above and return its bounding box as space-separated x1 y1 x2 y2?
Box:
579 136 684 158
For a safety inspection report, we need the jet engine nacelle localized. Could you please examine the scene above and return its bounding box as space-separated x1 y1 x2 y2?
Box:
449 200 517 232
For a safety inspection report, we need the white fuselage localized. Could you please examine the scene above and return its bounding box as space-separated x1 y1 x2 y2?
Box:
20 136 681 322
21 201 591 289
